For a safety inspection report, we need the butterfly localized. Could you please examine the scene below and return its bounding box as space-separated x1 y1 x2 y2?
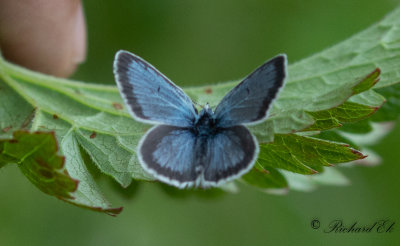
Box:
113 50 287 188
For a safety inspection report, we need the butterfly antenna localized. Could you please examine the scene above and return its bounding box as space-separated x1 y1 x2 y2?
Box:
193 101 216 111
193 101 204 108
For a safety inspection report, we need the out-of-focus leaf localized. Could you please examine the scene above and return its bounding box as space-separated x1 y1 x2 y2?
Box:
373 83 400 121
242 164 288 190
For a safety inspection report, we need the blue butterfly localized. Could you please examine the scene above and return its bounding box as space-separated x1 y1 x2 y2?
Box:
113 50 287 188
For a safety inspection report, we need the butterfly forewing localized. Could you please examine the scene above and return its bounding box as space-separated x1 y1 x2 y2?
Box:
214 55 287 127
113 50 197 127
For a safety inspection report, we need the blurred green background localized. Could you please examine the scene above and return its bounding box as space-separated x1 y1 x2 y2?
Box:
1 0 400 245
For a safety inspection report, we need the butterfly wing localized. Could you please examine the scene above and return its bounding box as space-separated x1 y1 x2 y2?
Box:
138 125 198 188
214 54 287 127
201 125 258 185
114 50 198 127
138 125 258 188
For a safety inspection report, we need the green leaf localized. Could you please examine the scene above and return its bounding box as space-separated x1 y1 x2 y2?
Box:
287 9 400 90
0 77 34 139
336 119 374 134
0 69 152 185
1 6 400 210
352 68 381 95
305 102 378 131
0 130 122 216
314 130 360 149
0 131 78 199
257 134 366 174
304 69 385 132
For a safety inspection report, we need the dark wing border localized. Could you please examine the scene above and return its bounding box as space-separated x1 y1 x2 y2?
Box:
113 50 198 125
214 54 287 127
202 125 259 187
138 125 198 188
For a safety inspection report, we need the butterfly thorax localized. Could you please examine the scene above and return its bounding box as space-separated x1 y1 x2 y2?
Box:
193 106 218 136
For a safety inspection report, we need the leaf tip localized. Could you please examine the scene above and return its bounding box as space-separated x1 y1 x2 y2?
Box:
350 148 368 159
352 68 382 94
61 199 124 216
366 67 381 84
64 169 79 192
105 207 124 217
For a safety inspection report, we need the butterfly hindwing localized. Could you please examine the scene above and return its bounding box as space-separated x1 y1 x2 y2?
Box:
138 125 198 187
138 124 258 188
202 125 258 183
214 55 287 127
113 50 197 127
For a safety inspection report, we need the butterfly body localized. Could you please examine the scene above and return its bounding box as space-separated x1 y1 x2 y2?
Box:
114 50 287 188
193 104 217 136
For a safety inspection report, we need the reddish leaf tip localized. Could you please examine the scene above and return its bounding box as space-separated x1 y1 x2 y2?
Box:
72 179 80 192
105 207 124 216
351 149 367 159
368 67 381 79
